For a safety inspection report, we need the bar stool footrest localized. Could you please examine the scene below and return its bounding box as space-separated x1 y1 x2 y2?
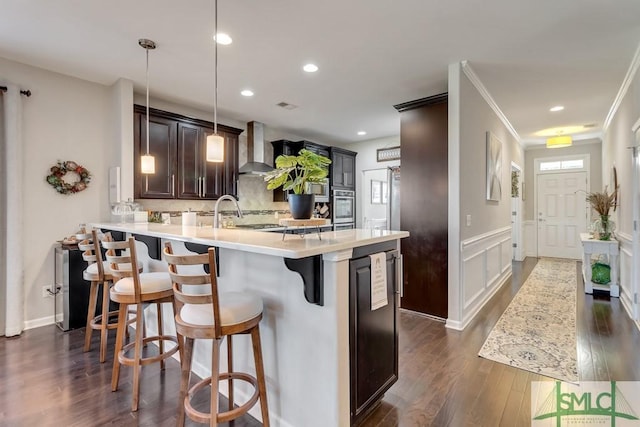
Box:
118 335 179 367
185 372 260 424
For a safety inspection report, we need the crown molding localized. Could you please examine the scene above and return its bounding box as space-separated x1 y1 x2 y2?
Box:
460 60 520 143
603 40 640 131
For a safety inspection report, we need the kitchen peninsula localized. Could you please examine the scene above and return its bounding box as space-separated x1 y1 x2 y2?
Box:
91 222 408 427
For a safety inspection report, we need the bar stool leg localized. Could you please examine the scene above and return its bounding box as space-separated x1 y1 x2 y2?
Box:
112 303 128 391
83 282 98 353
177 337 194 427
251 325 270 427
227 335 234 411
157 302 165 370
99 281 110 363
131 302 145 411
210 338 222 427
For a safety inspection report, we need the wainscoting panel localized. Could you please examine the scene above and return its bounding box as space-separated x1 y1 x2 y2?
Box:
617 233 635 320
462 250 486 310
449 226 512 330
524 220 537 257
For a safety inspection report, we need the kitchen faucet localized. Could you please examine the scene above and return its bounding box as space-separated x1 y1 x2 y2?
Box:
213 195 243 228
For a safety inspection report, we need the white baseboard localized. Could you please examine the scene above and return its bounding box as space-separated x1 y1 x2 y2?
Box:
24 313 61 331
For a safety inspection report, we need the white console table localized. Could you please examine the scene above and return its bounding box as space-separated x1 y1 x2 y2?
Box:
580 233 619 297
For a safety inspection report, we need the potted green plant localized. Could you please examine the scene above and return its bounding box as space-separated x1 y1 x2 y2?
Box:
264 148 331 219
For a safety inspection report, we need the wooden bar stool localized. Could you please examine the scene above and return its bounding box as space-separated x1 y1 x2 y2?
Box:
104 236 181 412
79 229 121 363
164 243 269 427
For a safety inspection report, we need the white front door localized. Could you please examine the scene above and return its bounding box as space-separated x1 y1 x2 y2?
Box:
537 172 588 259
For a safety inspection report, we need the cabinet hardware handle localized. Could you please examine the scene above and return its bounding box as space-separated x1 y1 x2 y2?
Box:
343 172 347 183
172 174 175 196
198 177 202 197
397 254 403 302
203 178 206 197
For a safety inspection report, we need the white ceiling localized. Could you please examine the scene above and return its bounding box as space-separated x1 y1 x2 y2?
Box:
1 0 640 146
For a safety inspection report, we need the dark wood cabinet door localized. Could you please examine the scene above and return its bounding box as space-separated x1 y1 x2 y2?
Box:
396 95 448 318
177 122 202 199
343 153 355 188
349 251 398 424
135 112 177 199
222 131 239 198
331 150 356 190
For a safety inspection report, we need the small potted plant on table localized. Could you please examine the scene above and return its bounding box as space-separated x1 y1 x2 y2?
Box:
264 149 331 219
586 186 618 240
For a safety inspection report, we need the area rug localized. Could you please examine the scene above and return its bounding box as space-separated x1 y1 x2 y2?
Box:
478 257 578 383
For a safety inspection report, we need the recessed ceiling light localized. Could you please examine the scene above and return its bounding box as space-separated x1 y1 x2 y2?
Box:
549 105 564 112
357 131 367 136
241 89 254 97
303 63 318 73
214 33 232 45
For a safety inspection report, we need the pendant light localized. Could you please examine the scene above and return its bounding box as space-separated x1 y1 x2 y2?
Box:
139 38 156 174
206 0 225 163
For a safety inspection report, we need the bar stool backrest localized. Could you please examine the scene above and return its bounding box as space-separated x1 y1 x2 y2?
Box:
103 236 143 302
163 242 221 338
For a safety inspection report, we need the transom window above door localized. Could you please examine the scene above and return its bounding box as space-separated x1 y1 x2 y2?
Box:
539 159 584 171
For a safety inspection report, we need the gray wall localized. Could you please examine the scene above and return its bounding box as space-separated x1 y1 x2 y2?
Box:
523 140 602 221
458 71 523 241
604 69 640 236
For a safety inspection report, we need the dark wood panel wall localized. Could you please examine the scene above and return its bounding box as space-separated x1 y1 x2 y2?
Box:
394 94 448 318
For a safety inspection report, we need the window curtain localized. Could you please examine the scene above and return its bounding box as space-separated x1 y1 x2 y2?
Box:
1 84 24 337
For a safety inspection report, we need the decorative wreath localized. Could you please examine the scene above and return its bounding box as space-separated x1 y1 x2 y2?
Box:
46 160 92 195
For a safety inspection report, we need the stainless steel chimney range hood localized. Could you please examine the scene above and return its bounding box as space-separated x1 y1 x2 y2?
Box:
238 121 274 175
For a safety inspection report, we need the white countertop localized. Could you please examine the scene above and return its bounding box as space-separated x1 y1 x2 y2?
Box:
91 222 409 259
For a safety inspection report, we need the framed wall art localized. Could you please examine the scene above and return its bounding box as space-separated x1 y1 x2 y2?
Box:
486 131 502 201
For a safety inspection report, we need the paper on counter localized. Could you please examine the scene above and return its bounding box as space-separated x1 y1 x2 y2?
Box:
370 252 388 310
182 211 197 227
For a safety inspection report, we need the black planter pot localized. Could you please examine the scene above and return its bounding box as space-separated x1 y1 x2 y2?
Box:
288 194 315 219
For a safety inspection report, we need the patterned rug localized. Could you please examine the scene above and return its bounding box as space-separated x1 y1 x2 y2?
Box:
478 257 578 382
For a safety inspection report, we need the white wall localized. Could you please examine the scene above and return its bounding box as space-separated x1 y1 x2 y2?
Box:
333 136 400 228
602 47 640 320
0 56 120 328
447 62 523 330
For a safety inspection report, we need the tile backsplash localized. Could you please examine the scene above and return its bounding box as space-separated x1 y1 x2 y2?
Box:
138 174 289 217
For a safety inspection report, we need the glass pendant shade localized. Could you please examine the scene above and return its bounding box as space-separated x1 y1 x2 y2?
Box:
141 154 156 174
206 133 225 162
546 135 572 148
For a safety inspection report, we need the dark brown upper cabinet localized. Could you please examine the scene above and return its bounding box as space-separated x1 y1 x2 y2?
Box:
134 105 242 200
330 147 357 190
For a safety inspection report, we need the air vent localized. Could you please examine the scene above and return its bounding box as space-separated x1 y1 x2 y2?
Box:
276 102 298 110
583 123 596 128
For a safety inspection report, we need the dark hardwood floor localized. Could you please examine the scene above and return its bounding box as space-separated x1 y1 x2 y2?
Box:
1 258 638 427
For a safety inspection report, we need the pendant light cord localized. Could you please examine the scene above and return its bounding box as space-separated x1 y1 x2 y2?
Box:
146 46 150 155
214 0 218 135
